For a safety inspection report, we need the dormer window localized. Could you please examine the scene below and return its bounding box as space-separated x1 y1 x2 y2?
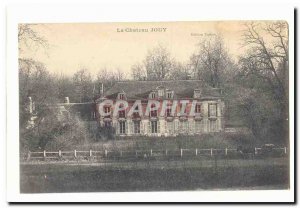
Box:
104 106 111 114
118 93 126 100
158 89 164 97
149 92 156 99
166 91 173 99
194 89 201 98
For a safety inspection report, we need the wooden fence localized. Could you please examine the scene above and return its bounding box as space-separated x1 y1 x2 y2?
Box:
24 147 288 161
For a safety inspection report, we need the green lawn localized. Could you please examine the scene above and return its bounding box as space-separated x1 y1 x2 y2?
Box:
20 157 289 193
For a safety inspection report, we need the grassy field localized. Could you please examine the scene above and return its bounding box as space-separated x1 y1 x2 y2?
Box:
20 157 289 193
73 133 260 152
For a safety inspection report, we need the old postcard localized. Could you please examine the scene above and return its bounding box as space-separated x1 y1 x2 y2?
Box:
6 4 295 203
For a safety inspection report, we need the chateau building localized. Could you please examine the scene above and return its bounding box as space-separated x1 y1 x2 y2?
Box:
26 80 225 137
95 80 225 137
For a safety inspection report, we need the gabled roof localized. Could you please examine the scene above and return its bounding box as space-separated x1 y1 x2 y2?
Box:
104 80 222 100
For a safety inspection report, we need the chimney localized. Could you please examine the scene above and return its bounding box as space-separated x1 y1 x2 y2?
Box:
99 83 104 96
64 97 70 104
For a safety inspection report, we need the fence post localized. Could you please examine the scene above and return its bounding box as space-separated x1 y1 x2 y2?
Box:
74 150 77 158
105 149 107 157
120 151 122 157
225 148 228 156
58 150 62 158
165 149 168 156
136 150 138 158
255 147 257 155
150 149 152 157
195 148 198 156
89 149 92 157
284 147 287 154
210 148 213 157
27 151 31 161
180 149 183 158
43 150 46 158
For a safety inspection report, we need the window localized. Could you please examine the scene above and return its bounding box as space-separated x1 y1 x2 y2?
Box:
208 103 217 117
150 104 157 117
133 106 140 118
150 110 157 117
119 121 126 134
151 121 158 133
166 91 173 99
166 108 172 117
104 106 111 114
167 121 174 134
150 92 156 99
133 113 140 118
195 104 201 114
194 89 201 98
119 93 125 100
119 110 125 118
118 103 126 118
158 89 164 97
91 111 96 119
179 103 188 116
134 121 140 134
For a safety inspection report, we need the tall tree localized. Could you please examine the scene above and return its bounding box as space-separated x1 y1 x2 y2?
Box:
169 62 191 80
96 68 120 94
240 21 288 108
237 21 289 143
73 69 93 102
18 24 48 53
131 63 146 80
144 45 173 80
189 35 233 88
56 74 77 102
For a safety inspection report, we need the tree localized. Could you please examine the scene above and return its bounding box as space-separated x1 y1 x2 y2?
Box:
56 74 77 102
169 62 191 80
237 21 289 144
96 68 120 94
144 45 173 80
115 68 126 81
240 21 288 108
189 35 233 88
18 24 48 53
19 59 58 127
19 59 62 152
131 63 146 80
73 69 93 102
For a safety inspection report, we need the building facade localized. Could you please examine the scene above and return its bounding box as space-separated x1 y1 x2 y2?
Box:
95 80 225 137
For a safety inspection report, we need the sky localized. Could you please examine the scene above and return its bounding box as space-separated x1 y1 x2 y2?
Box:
18 21 262 78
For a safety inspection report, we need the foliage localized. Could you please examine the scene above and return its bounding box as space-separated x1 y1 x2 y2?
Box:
236 21 289 144
189 35 234 88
